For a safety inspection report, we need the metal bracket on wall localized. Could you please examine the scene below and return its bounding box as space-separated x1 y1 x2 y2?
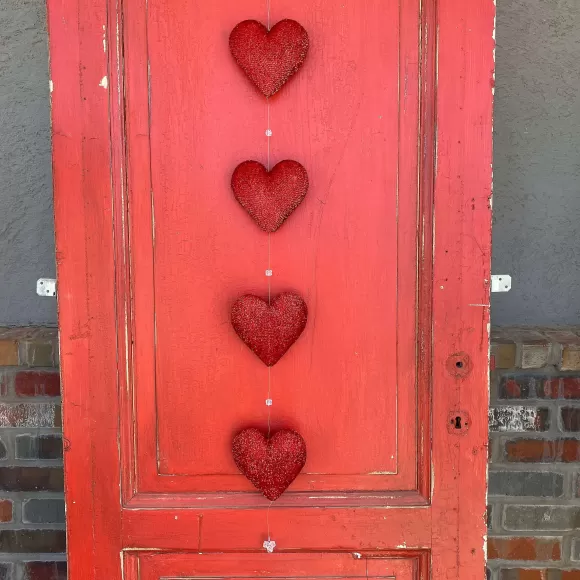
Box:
37 278 57 297
491 275 511 293
36 276 509 298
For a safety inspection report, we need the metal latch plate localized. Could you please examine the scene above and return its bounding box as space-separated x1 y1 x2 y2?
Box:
37 278 57 297
491 275 511 293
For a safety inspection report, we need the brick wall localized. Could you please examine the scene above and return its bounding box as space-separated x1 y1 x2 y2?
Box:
1 326 580 579
489 328 580 580
0 328 65 580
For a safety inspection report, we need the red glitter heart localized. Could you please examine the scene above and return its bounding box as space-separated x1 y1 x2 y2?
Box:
231 160 308 232
232 428 307 500
231 293 307 366
229 19 309 97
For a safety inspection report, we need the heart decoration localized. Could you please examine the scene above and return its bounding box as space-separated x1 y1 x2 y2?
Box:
231 293 307 366
231 160 308 232
229 19 309 97
232 428 307 500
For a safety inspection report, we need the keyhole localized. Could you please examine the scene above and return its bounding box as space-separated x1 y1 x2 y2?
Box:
456 361 463 368
448 411 470 434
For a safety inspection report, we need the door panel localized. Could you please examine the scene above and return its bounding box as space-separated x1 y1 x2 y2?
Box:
151 0 402 480
122 0 423 500
127 553 418 580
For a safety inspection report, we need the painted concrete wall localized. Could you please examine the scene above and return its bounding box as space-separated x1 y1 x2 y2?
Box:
0 0 56 326
0 0 578 326
491 0 580 325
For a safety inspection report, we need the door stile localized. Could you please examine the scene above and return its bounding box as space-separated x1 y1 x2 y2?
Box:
48 0 126 577
430 0 494 577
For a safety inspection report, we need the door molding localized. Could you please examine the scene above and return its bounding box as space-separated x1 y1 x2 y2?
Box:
114 0 437 510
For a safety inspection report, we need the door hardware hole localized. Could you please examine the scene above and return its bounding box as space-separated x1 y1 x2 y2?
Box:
455 361 464 368
448 411 470 433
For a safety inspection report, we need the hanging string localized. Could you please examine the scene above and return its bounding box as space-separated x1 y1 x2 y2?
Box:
267 367 272 436
265 0 273 433
264 0 275 554
265 98 273 433
267 501 273 538
267 233 271 304
262 501 275 552
267 98 271 169
267 98 271 307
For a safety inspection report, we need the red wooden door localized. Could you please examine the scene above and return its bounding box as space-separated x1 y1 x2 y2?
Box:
47 0 494 578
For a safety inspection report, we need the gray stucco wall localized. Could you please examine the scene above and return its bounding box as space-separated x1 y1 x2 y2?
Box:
491 0 580 325
0 0 56 326
0 0 578 326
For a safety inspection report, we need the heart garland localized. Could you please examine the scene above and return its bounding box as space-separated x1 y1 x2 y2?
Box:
231 293 307 366
229 17 311 506
231 160 308 232
229 19 309 97
232 428 307 500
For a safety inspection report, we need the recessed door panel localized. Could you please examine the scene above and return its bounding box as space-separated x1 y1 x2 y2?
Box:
124 0 425 497
129 553 418 580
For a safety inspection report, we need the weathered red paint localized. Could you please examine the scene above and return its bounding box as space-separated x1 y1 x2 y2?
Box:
47 0 494 578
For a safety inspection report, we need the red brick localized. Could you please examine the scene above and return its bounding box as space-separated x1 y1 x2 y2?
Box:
0 499 12 522
0 468 64 492
542 379 562 399
499 329 547 343
500 571 550 580
0 328 34 340
14 371 60 397
543 330 580 344
561 408 580 432
562 378 580 399
505 439 580 462
499 572 580 580
0 530 66 553
504 378 524 398
0 373 8 397
23 562 67 580
499 376 551 399
499 375 542 399
488 537 561 561
16 434 63 460
543 378 580 399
